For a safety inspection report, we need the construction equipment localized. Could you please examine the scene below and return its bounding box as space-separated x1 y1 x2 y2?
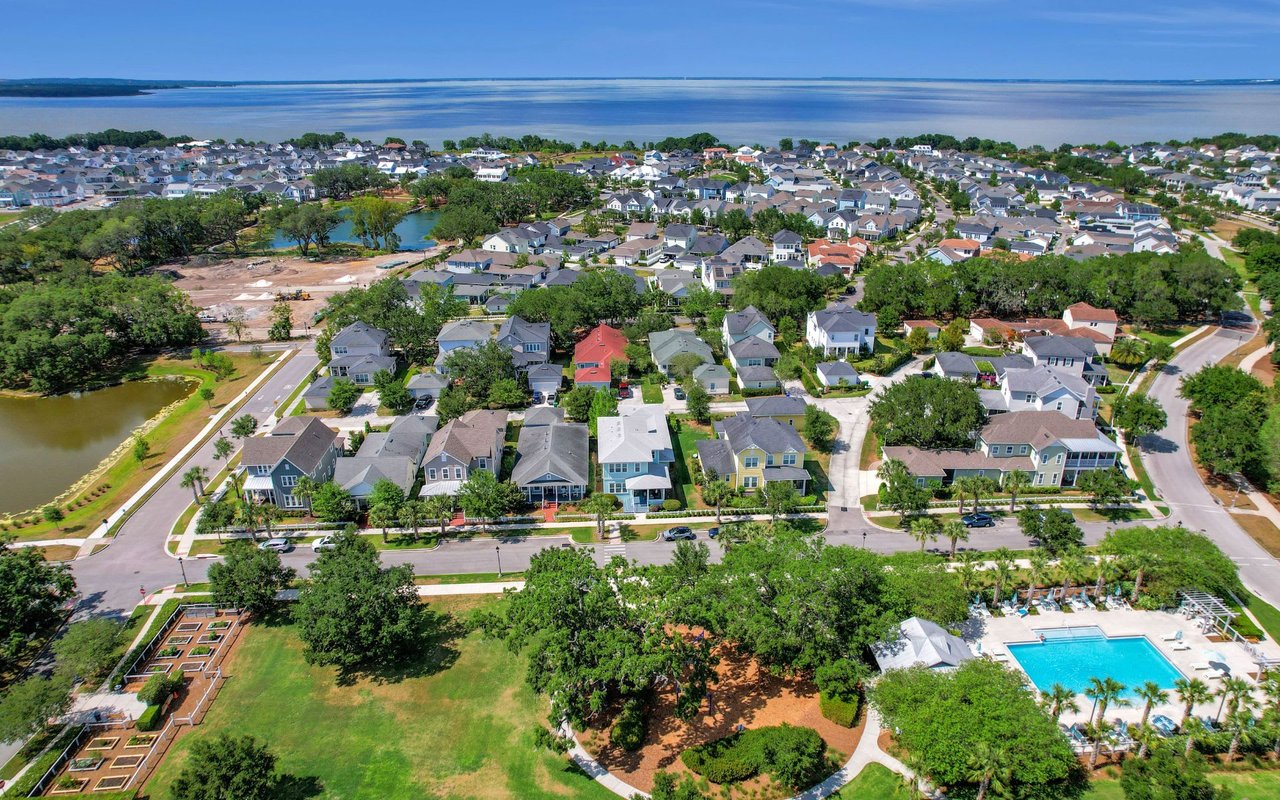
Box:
274 289 312 301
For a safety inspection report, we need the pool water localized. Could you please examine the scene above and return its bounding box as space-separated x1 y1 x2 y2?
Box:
1007 627 1184 697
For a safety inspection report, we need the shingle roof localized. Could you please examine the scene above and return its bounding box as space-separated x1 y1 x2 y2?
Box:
512 423 590 487
649 329 713 367
810 303 877 333
729 337 781 361
723 305 774 337
331 320 390 350
423 409 506 464
714 412 806 455
746 395 808 417
240 417 337 473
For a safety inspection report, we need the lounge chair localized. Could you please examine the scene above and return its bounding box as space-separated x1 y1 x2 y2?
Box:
1161 630 1183 642
1151 715 1178 737
1192 661 1211 670
1170 641 1191 651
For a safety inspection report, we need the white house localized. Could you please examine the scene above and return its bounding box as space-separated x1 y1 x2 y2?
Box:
806 304 877 357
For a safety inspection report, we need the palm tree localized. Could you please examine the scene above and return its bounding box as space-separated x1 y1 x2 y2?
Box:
258 502 282 539
1085 676 1128 725
1093 556 1121 599
400 499 424 541
1182 716 1207 757
1028 550 1051 604
701 480 733 524
1057 548 1087 602
1133 722 1160 759
1002 469 1031 512
1135 681 1169 728
990 548 1015 606
1083 719 1115 769
1174 677 1214 728
293 475 318 512
181 466 207 505
957 551 983 594
1216 676 1255 723
1043 683 1079 721
1125 550 1158 604
954 475 991 514
580 493 619 541
964 741 1012 800
235 500 260 541
1110 336 1145 367
1225 703 1260 761
943 519 969 559
422 494 454 537
908 515 939 552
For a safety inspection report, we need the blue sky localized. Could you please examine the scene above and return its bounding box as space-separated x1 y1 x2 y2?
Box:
6 0 1278 81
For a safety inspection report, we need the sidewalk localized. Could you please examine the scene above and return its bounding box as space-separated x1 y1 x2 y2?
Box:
74 349 295 559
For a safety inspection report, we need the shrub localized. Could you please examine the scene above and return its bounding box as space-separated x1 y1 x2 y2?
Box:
531 725 571 754
702 754 758 784
819 692 860 727
759 725 827 789
681 724 828 789
661 499 682 512
135 704 162 732
610 696 649 752
137 673 168 706
1098 384 1117 394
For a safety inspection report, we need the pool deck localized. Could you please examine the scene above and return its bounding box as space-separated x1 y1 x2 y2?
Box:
967 607 1280 726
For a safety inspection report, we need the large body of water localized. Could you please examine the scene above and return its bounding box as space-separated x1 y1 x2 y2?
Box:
2 79 1279 147
270 208 437 250
0 380 193 515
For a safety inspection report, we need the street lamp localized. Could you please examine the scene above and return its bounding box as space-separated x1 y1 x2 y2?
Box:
495 545 503 577
862 531 867 549
177 557 189 588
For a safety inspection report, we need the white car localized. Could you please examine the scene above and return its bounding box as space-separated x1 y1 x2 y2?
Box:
311 535 337 552
258 537 293 553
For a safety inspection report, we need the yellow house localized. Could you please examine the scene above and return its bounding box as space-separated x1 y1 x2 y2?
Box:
695 412 809 493
745 395 808 429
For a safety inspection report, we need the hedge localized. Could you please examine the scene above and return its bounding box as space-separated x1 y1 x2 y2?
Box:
1 726 84 798
741 386 784 397
135 704 163 732
819 693 860 727
680 724 828 789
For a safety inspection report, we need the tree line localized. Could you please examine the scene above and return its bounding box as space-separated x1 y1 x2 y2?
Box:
859 250 1242 330
410 166 593 243
0 128 188 151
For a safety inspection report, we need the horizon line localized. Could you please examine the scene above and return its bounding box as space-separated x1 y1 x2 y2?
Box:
6 75 1280 85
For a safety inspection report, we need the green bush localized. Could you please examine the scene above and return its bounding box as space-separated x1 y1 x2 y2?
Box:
741 386 784 397
1098 384 1117 394
661 499 682 512
531 725 570 754
135 704 162 732
819 692 860 727
136 673 168 706
610 697 649 752
680 724 828 789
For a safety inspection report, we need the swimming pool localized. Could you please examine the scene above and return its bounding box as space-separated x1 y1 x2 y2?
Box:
1006 626 1184 697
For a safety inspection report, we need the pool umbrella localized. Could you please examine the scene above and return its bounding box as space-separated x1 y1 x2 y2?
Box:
1203 649 1229 668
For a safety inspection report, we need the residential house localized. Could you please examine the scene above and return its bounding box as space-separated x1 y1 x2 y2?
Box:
240 417 341 510
745 395 808 427
816 361 861 389
334 415 437 507
882 410 1121 488
649 329 713 378
525 363 563 400
979 365 1100 420
806 304 877 356
772 229 803 262
419 409 507 497
512 418 590 505
328 321 397 385
435 315 551 370
696 412 809 493
405 373 448 403
722 305 775 345
727 336 780 374
902 320 940 340
301 375 336 411
597 404 675 512
574 324 628 371
692 363 731 395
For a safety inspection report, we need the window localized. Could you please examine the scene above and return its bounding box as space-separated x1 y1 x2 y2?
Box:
333 345 348 355
608 482 625 494
1005 446 1014 455
783 453 797 466
743 476 758 489
744 456 759 468
427 468 437 480
766 454 775 466
1056 454 1063 464
477 458 487 470
454 467 464 480
1018 445 1028 455
525 342 543 352
252 465 270 476
280 475 298 487
283 493 306 509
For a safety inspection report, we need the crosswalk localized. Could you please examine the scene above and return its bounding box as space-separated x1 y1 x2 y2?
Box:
599 544 627 558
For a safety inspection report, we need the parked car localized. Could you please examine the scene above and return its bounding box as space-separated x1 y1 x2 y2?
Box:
532 391 544 405
673 387 686 400
414 397 433 411
311 535 337 552
961 512 995 528
706 527 720 539
661 526 695 541
918 371 935 379
259 537 294 553
617 385 632 399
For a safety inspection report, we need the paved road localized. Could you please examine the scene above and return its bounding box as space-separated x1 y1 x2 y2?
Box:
1138 316 1280 609
70 349 319 618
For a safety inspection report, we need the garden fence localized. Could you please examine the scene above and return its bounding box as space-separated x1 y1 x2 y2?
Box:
22 726 87 798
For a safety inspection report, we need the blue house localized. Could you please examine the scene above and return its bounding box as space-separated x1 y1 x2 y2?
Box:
597 404 675 512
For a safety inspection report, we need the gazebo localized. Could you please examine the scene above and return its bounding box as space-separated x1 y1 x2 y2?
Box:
873 617 975 672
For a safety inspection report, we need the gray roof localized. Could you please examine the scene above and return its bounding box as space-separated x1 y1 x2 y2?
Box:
773 229 802 244
692 363 730 383
240 417 337 473
816 361 858 380
356 415 437 462
746 395 808 417
724 305 774 337
333 456 416 497
330 354 397 376
729 337 780 361
512 422 590 487
695 438 735 479
302 374 335 399
649 329 713 367
331 320 390 351
1024 334 1097 359
524 406 565 427
810 303 877 333
406 373 448 391
714 412 806 455
873 617 974 672
423 409 506 464
737 365 779 383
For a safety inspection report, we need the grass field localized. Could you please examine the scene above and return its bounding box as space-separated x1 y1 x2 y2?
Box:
143 597 616 800
1085 771 1280 799
830 764 913 799
641 382 663 404
672 420 712 508
1245 591 1280 643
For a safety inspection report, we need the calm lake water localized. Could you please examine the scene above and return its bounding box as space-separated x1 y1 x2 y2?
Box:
0 380 193 515
270 208 437 250
2 79 1279 147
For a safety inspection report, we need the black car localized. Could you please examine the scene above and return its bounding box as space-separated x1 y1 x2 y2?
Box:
961 512 995 528
706 527 720 539
661 526 696 541
673 387 686 400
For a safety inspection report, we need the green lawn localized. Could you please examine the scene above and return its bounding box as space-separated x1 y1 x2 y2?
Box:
1132 325 1197 350
830 763 913 799
1245 590 1280 643
671 421 712 508
1085 771 1280 800
143 598 616 800
641 382 663 404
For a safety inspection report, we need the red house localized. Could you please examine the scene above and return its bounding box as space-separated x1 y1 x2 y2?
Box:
573 324 628 371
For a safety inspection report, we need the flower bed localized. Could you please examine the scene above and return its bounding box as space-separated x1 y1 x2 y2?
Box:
189 645 214 657
125 734 156 748
155 646 182 659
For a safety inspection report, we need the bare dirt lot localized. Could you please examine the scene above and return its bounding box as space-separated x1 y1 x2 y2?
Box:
173 247 438 340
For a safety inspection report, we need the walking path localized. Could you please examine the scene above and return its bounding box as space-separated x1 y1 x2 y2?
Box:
73 350 295 558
